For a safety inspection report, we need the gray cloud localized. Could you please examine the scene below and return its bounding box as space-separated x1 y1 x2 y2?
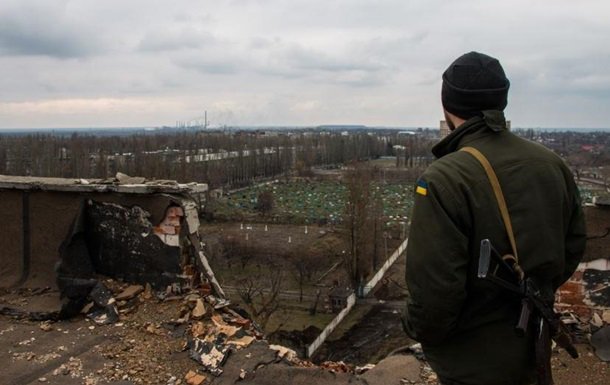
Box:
2 0 610 128
173 37 392 87
137 27 217 52
0 1 105 58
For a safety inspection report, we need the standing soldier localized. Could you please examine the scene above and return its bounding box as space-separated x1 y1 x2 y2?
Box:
403 52 586 385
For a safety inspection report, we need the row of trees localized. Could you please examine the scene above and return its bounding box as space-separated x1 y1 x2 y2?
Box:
0 129 432 188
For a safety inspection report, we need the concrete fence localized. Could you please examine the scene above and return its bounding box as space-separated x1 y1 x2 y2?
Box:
363 238 408 296
306 292 356 358
305 237 409 358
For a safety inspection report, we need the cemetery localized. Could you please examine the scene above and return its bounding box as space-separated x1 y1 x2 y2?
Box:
209 180 415 226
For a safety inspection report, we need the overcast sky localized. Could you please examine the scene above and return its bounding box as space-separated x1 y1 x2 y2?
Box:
1 0 609 129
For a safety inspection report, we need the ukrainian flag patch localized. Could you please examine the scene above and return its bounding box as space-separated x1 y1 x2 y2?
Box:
415 179 428 196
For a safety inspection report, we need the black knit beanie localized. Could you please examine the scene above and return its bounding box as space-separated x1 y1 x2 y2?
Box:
441 51 510 120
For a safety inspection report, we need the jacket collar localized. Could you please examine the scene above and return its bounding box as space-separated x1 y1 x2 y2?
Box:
432 110 508 158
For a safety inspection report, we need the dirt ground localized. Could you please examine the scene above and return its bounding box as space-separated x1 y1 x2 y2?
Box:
313 303 408 365
552 344 609 385
200 222 402 291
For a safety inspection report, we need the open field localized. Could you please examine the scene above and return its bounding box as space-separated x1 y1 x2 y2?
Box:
201 223 403 293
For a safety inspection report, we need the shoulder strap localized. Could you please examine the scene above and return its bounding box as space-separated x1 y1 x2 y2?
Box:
460 146 524 278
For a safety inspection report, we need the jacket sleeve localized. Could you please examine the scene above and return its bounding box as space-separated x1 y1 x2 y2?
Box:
403 177 470 346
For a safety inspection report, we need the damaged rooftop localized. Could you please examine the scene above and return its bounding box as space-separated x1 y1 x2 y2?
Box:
1 174 609 385
0 174 208 194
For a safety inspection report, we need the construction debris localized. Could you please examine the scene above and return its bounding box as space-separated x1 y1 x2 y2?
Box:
3 281 609 385
269 344 298 362
192 299 207 319
320 361 353 373
591 326 610 361
115 285 145 301
184 370 206 385
187 338 231 376
39 321 53 332
603 310 610 324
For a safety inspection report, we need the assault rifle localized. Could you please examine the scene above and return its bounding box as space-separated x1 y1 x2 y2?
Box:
478 239 578 385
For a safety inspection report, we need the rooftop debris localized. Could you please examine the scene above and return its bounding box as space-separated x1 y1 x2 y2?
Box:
116 285 145 301
591 326 610 362
3 277 610 384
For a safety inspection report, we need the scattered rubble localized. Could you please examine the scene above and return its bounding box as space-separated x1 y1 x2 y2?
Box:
185 370 207 385
591 326 610 361
603 310 610 324
319 361 353 373
116 285 145 301
192 299 207 319
39 321 53 331
3 281 610 385
52 357 84 378
269 345 297 362
592 312 604 328
3 272 609 385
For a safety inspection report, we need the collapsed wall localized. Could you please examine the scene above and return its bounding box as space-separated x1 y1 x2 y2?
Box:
556 204 610 320
0 174 223 318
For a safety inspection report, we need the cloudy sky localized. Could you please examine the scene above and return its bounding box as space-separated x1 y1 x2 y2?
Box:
1 0 609 129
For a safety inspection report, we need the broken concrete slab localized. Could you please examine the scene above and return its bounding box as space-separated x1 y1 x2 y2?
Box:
591 312 604 328
603 310 610 324
360 355 421 385
192 299 207 319
188 337 231 376
269 344 297 362
227 335 256 348
591 325 610 361
115 173 146 185
185 370 207 385
115 285 144 301
60 280 118 325
211 314 240 338
210 341 278 385
191 322 208 338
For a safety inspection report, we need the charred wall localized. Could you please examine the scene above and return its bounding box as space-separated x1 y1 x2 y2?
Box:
0 189 189 290
84 200 182 288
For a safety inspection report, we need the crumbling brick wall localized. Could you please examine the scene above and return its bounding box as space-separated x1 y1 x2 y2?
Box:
556 260 610 320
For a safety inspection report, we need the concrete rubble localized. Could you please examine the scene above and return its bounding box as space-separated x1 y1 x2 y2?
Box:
1 279 437 385
591 326 610 362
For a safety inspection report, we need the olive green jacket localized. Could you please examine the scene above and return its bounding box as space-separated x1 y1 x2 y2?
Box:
404 114 586 385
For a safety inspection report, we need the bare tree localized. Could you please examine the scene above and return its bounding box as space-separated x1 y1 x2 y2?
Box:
236 267 283 330
290 254 308 303
343 163 374 293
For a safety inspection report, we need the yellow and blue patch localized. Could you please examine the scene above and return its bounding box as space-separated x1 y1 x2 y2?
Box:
415 179 428 196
